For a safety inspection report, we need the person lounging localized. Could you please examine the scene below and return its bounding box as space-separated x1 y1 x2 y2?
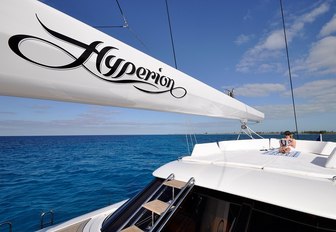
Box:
279 131 296 153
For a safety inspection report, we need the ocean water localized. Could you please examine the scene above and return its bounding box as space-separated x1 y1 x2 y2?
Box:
1 134 335 231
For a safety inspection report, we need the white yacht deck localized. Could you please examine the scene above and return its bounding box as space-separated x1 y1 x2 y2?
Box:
154 138 336 220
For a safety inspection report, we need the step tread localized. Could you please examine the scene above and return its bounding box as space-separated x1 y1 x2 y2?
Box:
142 199 169 215
163 179 186 189
120 225 143 232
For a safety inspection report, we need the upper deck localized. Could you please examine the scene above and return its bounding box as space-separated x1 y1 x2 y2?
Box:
153 138 336 220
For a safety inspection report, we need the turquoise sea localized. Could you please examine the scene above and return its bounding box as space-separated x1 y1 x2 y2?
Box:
1 134 335 231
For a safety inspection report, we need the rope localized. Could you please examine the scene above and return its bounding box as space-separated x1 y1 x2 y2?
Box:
280 0 299 139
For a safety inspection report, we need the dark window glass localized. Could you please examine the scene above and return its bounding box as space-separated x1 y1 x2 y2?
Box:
248 209 336 232
163 192 241 232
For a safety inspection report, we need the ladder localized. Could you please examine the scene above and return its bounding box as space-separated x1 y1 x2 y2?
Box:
120 174 195 232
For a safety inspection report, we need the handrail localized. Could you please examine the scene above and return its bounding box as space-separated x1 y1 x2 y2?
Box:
40 210 54 229
0 221 12 232
149 177 195 232
118 173 175 231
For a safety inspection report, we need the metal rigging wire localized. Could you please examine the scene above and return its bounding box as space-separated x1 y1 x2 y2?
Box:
94 0 149 52
165 0 178 69
115 0 128 28
164 0 199 152
280 0 299 138
94 0 127 28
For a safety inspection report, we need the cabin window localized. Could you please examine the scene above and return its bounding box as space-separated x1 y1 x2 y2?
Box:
162 189 241 232
246 207 336 232
161 186 336 232
248 209 313 231
247 209 336 232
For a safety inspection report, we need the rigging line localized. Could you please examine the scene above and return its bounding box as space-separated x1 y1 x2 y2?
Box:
94 0 127 29
126 26 151 52
94 0 150 52
165 0 197 150
280 0 299 139
115 0 150 52
185 134 191 154
165 0 178 69
190 134 196 148
188 134 193 149
193 134 198 144
115 0 128 27
93 26 150 52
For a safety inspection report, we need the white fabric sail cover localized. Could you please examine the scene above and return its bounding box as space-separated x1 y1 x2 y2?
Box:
0 0 264 122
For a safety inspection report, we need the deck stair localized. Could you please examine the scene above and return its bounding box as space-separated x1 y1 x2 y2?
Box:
120 174 195 232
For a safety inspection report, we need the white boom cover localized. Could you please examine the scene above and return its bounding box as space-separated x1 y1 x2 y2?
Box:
0 0 264 122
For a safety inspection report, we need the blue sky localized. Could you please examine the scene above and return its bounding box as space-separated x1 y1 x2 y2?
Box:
1 0 336 135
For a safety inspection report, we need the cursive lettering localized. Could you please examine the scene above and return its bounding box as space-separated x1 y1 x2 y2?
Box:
8 14 187 99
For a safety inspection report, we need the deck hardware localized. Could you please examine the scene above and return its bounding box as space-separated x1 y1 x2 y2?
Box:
40 210 54 229
0 221 12 232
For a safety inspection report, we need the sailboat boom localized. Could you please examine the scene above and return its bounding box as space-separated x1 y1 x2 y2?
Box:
0 0 264 123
